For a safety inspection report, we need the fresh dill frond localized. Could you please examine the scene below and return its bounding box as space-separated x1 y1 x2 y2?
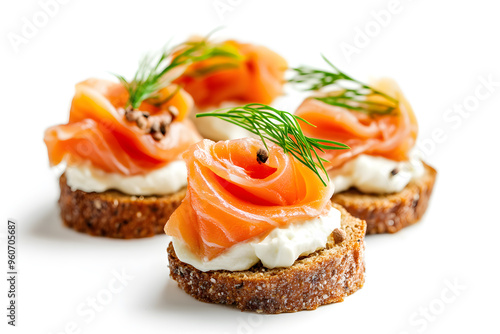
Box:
289 55 399 115
196 103 350 186
115 36 241 110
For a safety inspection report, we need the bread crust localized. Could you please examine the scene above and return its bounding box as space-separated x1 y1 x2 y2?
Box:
58 173 186 238
331 162 437 234
167 204 366 313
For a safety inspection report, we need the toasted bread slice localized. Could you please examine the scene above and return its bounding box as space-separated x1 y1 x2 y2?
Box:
167 204 366 313
58 173 186 238
331 162 436 235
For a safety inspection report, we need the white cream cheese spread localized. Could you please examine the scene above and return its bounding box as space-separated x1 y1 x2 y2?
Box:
65 160 187 196
172 207 341 272
191 103 254 141
328 153 424 194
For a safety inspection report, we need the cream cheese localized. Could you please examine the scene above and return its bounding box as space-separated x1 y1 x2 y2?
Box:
328 153 424 194
65 160 187 196
191 103 254 141
171 207 341 272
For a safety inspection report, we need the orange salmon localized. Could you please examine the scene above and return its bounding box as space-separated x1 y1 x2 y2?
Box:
165 138 334 261
294 78 418 169
44 78 202 175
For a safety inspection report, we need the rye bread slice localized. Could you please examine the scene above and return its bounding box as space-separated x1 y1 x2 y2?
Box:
331 162 437 235
58 173 186 238
167 203 366 314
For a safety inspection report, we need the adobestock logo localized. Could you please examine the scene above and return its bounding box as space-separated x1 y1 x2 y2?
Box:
399 278 467 334
7 0 72 54
222 313 264 334
73 118 119 158
212 0 245 21
75 141 93 157
47 268 134 334
415 74 499 159
339 0 410 64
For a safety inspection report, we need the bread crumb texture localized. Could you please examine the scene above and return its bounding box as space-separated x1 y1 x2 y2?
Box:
168 204 366 313
58 173 186 238
332 163 437 234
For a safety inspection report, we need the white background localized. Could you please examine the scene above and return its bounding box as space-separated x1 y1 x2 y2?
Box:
1 0 500 333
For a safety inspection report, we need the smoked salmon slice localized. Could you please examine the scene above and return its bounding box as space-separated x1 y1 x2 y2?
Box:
174 40 288 108
44 78 202 175
164 138 334 261
294 78 418 169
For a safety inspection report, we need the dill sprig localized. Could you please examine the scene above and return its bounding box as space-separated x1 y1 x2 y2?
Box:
289 55 399 115
197 103 350 186
115 37 241 110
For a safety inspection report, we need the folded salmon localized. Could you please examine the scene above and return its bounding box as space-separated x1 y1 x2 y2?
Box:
174 40 287 108
294 78 418 169
44 78 202 175
165 138 334 261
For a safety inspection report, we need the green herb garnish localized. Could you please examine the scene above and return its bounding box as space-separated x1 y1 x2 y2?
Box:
197 103 350 186
289 55 399 115
115 36 241 110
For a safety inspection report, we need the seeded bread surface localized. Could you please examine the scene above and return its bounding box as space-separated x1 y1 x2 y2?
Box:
167 204 366 313
331 162 437 234
58 173 186 238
